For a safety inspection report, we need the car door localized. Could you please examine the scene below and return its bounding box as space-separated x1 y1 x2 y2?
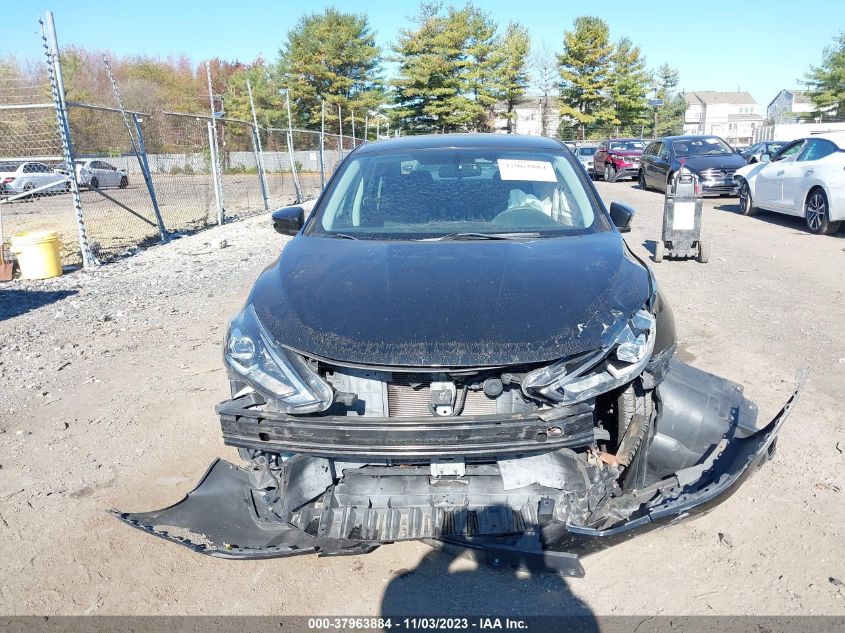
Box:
780 139 838 214
652 141 671 189
100 161 120 187
754 140 805 209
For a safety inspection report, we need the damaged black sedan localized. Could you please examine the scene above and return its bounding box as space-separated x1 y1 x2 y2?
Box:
115 134 800 577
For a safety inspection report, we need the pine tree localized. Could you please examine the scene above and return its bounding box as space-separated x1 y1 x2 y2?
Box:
557 16 614 139
804 32 845 119
608 37 650 135
277 8 384 129
496 23 531 133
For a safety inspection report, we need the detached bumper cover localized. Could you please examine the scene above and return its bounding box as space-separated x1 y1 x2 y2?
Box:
112 367 802 576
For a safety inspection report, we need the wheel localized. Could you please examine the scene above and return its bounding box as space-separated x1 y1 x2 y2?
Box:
697 240 710 263
638 170 648 191
22 182 35 201
654 241 664 263
119 175 128 188
89 176 99 189
666 171 675 193
604 164 616 182
738 179 757 216
805 188 840 235
64 181 71 193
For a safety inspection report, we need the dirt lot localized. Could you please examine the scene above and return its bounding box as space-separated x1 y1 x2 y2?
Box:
1 172 319 265
0 180 843 616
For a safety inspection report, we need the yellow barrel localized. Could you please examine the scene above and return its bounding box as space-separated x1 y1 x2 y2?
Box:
10 230 63 280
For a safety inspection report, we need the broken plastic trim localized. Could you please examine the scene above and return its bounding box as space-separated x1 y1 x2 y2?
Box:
112 369 803 575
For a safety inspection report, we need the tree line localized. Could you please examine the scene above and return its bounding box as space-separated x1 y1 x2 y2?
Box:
3 5 843 147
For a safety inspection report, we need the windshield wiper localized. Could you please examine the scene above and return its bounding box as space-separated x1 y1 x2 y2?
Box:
426 232 541 241
328 233 359 240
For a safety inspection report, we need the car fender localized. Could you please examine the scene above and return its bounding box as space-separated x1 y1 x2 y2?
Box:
803 178 843 221
734 162 767 199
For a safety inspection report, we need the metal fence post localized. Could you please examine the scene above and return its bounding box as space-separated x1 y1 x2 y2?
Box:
40 12 99 268
246 79 269 211
283 90 302 203
206 63 225 224
131 114 168 237
207 120 224 225
102 55 169 243
319 100 326 189
337 105 343 159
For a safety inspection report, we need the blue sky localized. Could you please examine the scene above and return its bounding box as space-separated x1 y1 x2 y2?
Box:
3 0 842 108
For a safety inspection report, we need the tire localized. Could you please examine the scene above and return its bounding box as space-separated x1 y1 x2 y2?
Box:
738 179 757 216
665 171 675 194
604 163 616 182
90 176 99 190
638 169 648 191
22 182 35 202
654 241 664 263
697 240 710 263
615 382 654 469
119 175 128 188
805 188 841 235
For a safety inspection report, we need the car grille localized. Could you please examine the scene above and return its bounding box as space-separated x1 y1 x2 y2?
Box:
386 379 498 417
700 168 736 181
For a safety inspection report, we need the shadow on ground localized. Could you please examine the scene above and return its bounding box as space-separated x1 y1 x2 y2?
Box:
714 203 845 238
0 288 77 321
380 544 597 624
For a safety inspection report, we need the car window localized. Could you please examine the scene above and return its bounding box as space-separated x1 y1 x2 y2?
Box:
771 140 805 162
578 147 596 157
609 140 645 151
766 142 785 155
671 137 732 157
798 139 837 162
311 147 606 240
658 143 669 160
23 164 37 173
101 161 116 170
0 163 19 172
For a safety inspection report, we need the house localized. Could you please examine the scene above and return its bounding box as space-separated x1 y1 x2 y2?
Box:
493 96 560 137
682 91 764 146
767 89 816 123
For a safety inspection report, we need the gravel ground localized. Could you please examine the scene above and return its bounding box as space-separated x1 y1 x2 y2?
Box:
0 181 843 616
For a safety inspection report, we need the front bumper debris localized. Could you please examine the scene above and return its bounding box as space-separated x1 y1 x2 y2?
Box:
113 363 802 577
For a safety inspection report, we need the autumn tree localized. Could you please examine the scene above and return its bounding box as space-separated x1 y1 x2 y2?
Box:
804 31 845 118
277 8 384 130
557 16 614 139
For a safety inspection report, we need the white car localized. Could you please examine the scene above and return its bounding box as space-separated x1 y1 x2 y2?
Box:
74 159 129 189
576 145 598 176
734 133 845 235
0 161 69 198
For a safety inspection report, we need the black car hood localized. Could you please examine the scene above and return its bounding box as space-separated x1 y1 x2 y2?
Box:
678 154 747 171
249 233 650 368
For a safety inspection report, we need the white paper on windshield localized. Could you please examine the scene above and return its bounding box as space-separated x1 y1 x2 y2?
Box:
498 159 557 182
673 201 696 230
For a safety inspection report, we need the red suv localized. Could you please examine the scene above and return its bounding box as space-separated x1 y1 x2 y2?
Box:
593 138 646 182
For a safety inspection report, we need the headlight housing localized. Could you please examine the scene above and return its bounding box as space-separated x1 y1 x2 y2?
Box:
224 305 333 414
521 309 656 405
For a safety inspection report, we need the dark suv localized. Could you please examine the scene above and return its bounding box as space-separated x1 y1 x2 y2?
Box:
639 135 746 195
593 138 646 182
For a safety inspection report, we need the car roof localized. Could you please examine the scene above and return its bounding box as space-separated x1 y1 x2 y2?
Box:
660 135 727 142
808 132 845 146
605 138 642 142
353 133 564 155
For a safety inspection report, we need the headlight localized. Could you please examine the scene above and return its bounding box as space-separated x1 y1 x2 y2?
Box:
522 309 656 405
224 305 333 413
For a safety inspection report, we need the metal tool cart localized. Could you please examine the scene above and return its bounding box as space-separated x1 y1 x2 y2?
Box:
654 166 709 263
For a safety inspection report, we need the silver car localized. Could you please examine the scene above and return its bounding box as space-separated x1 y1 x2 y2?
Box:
576 145 598 177
0 161 69 198
74 159 129 189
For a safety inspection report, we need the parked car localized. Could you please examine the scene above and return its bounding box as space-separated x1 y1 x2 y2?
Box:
639 135 746 195
72 159 129 189
734 133 845 235
576 144 598 176
741 141 788 164
115 133 798 575
0 161 69 198
593 138 645 181
562 141 578 152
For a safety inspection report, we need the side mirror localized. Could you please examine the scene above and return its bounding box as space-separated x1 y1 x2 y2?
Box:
609 201 634 232
760 153 771 162
271 206 304 235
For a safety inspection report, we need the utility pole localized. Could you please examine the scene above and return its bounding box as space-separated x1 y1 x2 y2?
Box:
351 110 356 148
206 62 224 224
283 89 301 203
319 99 325 189
337 105 343 159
